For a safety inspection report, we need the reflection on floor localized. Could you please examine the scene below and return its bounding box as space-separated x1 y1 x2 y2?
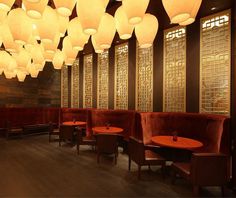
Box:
0 135 234 197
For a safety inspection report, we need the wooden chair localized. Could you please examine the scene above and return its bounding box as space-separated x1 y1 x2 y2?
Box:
76 127 96 155
48 122 59 142
5 121 23 139
59 125 75 146
128 136 166 179
171 153 229 196
96 133 119 164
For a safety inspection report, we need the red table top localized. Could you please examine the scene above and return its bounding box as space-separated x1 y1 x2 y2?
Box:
92 126 123 134
62 121 86 126
151 135 203 150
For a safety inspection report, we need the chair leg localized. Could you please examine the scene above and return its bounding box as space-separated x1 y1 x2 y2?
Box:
97 153 100 164
221 185 226 197
128 156 131 171
193 186 199 196
138 165 141 179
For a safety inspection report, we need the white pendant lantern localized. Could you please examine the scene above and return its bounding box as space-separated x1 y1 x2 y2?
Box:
4 69 15 79
93 13 116 49
76 0 104 35
25 36 37 51
8 56 17 71
28 63 40 78
36 6 59 43
0 68 3 75
43 51 54 62
65 58 74 66
103 0 109 10
53 49 65 69
122 0 150 25
135 13 158 48
17 70 27 82
42 33 60 53
24 0 40 2
31 43 45 65
58 15 69 37
0 21 21 53
23 0 48 19
0 50 11 69
32 22 40 40
0 9 7 23
179 0 202 26
13 48 31 71
115 6 134 40
91 36 104 54
62 36 78 64
162 0 196 24
7 8 33 45
0 0 15 11
53 0 76 17
67 17 89 51
35 62 45 71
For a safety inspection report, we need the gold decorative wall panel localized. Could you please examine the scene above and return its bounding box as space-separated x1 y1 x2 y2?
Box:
71 59 79 108
200 10 231 115
83 54 93 108
136 42 153 112
163 26 186 112
97 50 109 109
114 43 128 110
61 64 68 107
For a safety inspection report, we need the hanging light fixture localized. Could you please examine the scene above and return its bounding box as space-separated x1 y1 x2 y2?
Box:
8 56 17 71
135 13 158 48
122 0 150 25
53 0 76 17
31 21 41 40
0 9 7 23
76 0 104 35
31 43 45 66
62 36 78 65
28 63 40 78
91 36 104 54
0 0 15 11
43 51 54 62
115 6 134 40
17 70 27 82
13 48 31 71
24 0 41 2
179 0 202 26
42 33 60 53
7 8 33 45
162 0 196 24
4 69 15 79
58 15 69 37
93 13 116 49
35 62 45 71
23 0 48 19
0 21 21 53
37 6 59 43
0 50 12 69
25 36 38 51
67 17 90 51
103 0 109 11
0 68 3 75
53 49 65 69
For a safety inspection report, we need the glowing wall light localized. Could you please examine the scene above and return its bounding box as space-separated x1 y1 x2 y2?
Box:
53 0 76 17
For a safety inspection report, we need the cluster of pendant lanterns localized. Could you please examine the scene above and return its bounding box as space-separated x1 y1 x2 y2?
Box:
0 0 202 82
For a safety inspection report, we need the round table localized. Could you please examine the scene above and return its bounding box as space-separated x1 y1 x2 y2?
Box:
62 121 86 127
151 135 203 151
92 126 123 134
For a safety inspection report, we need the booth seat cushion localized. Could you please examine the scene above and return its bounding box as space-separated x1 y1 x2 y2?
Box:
139 112 229 154
87 109 136 140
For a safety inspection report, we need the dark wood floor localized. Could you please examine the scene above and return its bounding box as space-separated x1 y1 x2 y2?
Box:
0 135 234 197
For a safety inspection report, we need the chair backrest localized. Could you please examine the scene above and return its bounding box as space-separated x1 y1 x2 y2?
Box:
59 125 74 140
128 136 145 164
96 134 118 154
190 153 229 186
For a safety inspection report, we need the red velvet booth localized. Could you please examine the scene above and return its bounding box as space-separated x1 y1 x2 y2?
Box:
86 109 137 140
0 107 60 137
138 112 230 154
60 108 88 123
